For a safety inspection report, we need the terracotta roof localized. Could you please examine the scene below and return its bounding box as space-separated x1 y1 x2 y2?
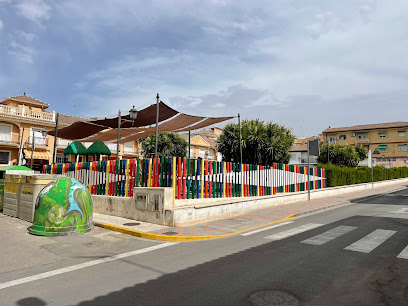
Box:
58 113 89 126
3 93 50 108
323 122 408 133
289 144 308 152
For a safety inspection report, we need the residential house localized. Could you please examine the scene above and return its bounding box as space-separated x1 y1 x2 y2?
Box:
289 136 322 166
181 128 221 161
0 94 139 170
322 122 408 168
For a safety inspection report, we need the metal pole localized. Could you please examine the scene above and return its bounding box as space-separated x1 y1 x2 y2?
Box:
117 110 121 160
307 140 310 201
30 130 35 169
52 113 59 164
371 152 374 188
155 93 160 158
326 133 329 164
188 130 191 159
17 127 25 166
238 113 242 164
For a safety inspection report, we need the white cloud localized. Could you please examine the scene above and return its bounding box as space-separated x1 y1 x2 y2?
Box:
8 40 35 63
15 0 51 24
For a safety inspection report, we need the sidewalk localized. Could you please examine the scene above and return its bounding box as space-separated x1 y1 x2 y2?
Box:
93 181 408 241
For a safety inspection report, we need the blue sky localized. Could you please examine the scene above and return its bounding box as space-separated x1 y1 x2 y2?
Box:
0 0 407 137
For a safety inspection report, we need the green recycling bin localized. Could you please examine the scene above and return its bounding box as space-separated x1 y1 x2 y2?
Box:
29 177 94 236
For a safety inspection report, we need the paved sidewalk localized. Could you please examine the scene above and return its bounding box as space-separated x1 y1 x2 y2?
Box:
93 181 408 239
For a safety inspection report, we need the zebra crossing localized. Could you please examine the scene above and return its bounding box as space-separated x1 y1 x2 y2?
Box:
259 222 408 258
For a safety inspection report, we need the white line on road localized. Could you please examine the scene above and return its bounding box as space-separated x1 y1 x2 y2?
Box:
397 245 408 259
264 223 324 241
301 225 357 245
0 242 178 290
344 229 396 253
241 221 294 236
389 208 408 214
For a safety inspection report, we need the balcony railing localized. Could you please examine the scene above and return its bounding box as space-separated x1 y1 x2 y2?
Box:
28 136 48 147
0 104 55 122
355 138 369 144
0 132 20 144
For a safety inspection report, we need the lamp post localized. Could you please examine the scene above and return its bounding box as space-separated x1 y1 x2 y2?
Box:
371 148 380 188
116 106 138 160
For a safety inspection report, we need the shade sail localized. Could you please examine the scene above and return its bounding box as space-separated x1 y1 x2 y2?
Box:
174 116 234 132
86 141 111 155
63 141 87 155
82 128 143 142
24 150 52 160
90 101 178 129
49 121 107 140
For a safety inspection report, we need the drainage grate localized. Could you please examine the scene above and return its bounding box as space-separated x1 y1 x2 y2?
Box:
122 222 141 226
162 231 179 236
247 290 299 306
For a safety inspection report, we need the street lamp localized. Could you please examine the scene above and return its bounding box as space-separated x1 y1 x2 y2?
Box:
116 106 138 160
371 148 380 187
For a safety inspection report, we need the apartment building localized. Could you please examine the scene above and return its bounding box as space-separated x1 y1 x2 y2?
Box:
0 94 139 170
322 122 408 168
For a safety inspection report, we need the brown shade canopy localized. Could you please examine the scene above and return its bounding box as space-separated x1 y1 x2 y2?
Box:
91 101 178 129
49 99 235 140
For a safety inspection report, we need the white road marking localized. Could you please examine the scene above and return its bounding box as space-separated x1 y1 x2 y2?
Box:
241 221 294 236
301 225 357 245
0 242 178 290
264 223 324 241
389 208 408 214
397 245 408 259
344 229 396 253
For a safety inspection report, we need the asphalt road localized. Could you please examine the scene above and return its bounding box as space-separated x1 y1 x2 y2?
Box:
1 187 408 305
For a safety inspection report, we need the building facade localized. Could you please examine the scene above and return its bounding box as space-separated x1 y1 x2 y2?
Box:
0 94 139 170
322 122 408 168
181 127 222 161
289 136 322 166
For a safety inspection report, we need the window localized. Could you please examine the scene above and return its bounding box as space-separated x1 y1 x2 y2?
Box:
329 136 336 143
399 131 406 137
56 154 68 164
339 135 346 140
358 134 367 139
379 145 387 152
399 144 407 152
0 125 11 142
199 148 205 158
124 142 134 153
378 132 386 138
0 152 10 164
58 138 71 147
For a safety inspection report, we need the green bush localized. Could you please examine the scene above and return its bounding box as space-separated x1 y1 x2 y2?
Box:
318 164 408 187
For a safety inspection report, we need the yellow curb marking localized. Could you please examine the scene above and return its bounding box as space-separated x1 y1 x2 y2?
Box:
92 214 296 242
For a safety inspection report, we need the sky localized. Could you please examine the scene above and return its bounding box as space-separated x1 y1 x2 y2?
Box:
0 0 407 138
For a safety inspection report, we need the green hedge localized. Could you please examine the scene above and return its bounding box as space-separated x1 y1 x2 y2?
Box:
318 164 408 187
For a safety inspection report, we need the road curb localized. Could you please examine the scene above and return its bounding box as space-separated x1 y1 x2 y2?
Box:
93 214 296 241
351 187 407 203
291 201 352 218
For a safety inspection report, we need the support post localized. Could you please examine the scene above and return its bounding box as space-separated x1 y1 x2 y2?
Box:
117 110 121 160
155 93 160 158
17 127 25 166
371 150 374 188
188 130 191 159
307 140 310 201
30 130 35 169
52 113 59 164
238 113 242 164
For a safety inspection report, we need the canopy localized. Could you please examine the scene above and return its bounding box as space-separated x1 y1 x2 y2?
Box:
48 100 234 141
86 141 111 156
24 150 52 160
63 141 87 155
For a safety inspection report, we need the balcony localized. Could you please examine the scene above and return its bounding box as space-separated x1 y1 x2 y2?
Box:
0 104 55 123
355 138 369 145
0 132 20 145
28 136 48 148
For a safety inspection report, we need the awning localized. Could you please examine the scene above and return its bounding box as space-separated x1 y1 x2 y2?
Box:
378 145 387 149
24 149 52 160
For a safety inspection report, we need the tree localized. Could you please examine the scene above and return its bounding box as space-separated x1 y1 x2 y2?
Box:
140 132 188 158
217 119 295 164
317 144 368 167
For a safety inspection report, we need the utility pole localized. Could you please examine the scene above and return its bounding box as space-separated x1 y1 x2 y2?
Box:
238 113 242 164
188 130 191 159
307 140 310 201
155 93 160 158
52 113 59 164
30 130 35 169
117 110 121 160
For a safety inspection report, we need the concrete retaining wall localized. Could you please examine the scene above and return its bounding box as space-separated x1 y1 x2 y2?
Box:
91 177 408 227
